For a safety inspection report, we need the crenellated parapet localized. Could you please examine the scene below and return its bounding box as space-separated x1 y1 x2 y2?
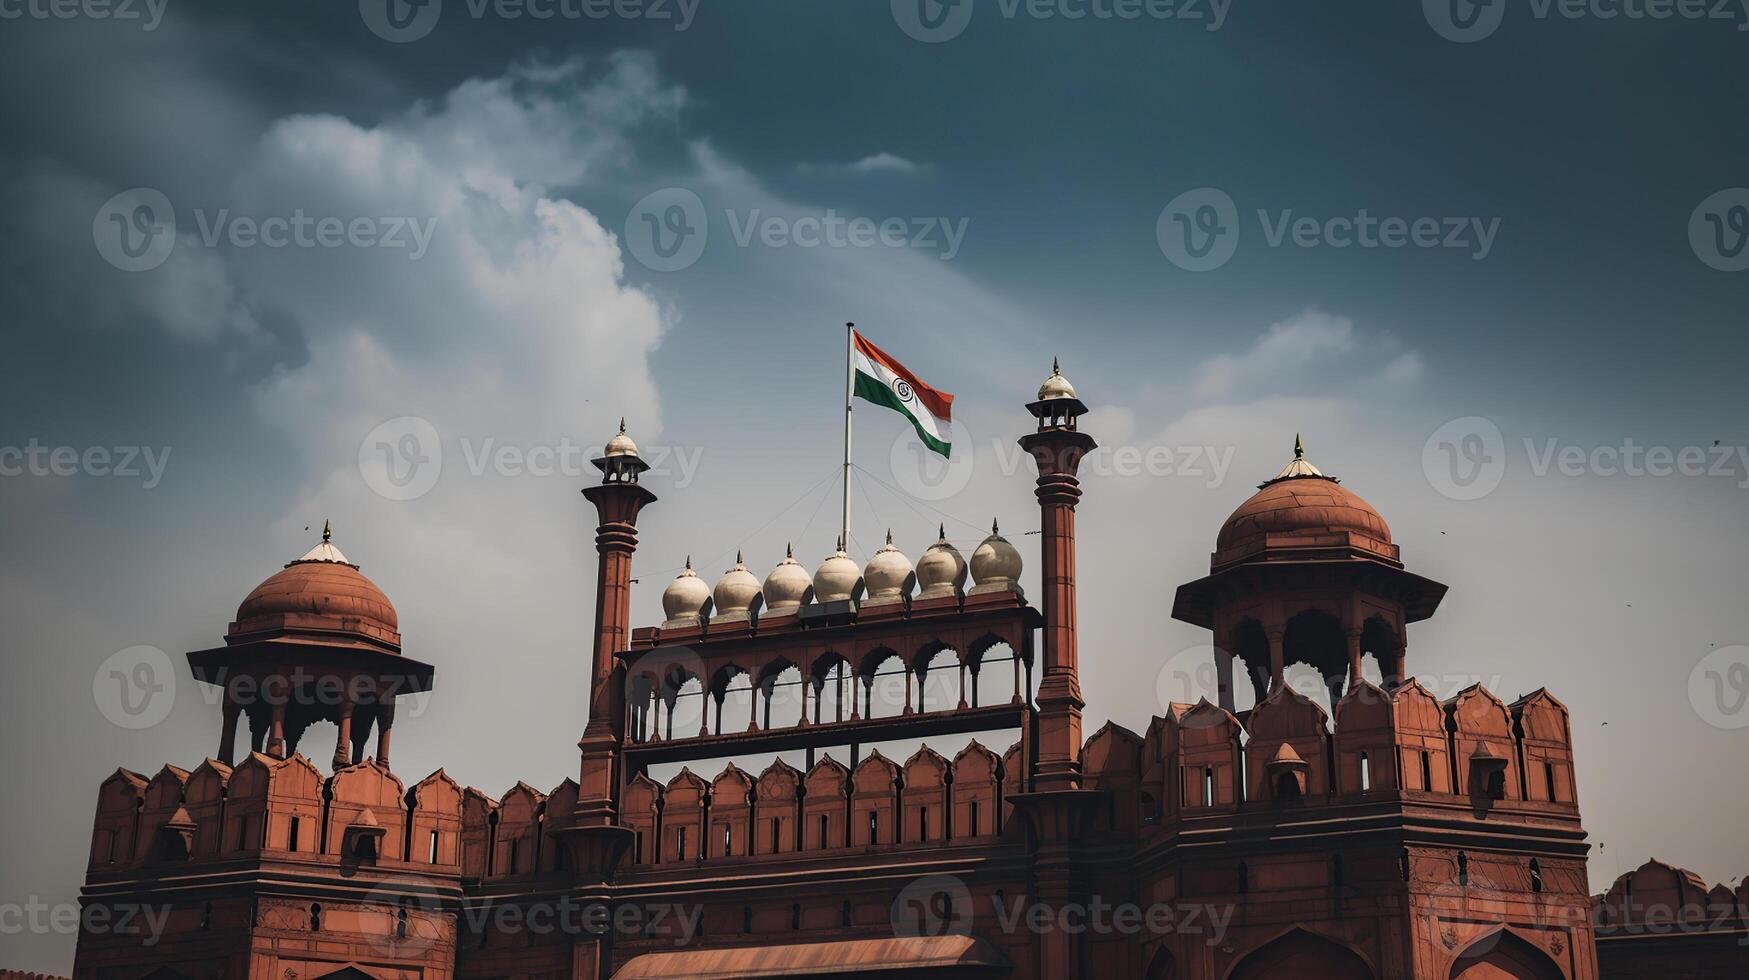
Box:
1593 859 1749 977
609 741 1019 870
1094 680 1584 832
85 753 466 875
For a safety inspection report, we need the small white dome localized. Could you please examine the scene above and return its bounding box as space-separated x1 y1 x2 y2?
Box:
763 545 812 612
713 551 761 617
1037 358 1077 401
813 541 863 603
863 530 913 602
915 524 968 598
661 557 711 622
970 519 1023 591
604 418 639 458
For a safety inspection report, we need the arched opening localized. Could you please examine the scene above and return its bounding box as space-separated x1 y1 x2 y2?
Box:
671 675 705 739
864 649 909 718
1284 609 1348 707
970 640 1020 707
1230 618 1271 708
1230 928 1374 980
811 655 851 724
915 644 962 713
760 663 805 729
1145 945 1178 980
1449 929 1565 979
717 670 753 733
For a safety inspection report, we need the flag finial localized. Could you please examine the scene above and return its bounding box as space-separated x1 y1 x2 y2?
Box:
322 519 332 543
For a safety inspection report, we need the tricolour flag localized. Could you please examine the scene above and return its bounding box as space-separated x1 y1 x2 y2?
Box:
851 332 954 458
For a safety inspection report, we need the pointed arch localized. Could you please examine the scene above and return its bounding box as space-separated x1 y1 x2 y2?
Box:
1227 925 1375 980
1449 927 1565 979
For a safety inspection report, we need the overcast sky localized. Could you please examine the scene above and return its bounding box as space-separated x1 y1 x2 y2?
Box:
3 1 1748 972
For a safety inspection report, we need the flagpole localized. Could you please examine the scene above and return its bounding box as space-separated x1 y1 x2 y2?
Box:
842 322 855 555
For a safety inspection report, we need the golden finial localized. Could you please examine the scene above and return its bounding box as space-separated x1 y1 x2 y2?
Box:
991 517 1000 536
322 519 332 543
1294 433 1304 459
618 417 627 434
938 522 946 540
1051 356 1061 376
886 528 894 545
786 542 794 558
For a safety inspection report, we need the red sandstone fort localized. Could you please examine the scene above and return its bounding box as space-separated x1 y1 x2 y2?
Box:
66 363 1747 978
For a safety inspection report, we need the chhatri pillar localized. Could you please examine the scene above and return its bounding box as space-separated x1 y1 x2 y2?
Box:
572 420 656 844
1018 359 1095 793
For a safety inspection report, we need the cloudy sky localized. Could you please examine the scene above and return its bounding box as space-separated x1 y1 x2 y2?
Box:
3 1 1747 971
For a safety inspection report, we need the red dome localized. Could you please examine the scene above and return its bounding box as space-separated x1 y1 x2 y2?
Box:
231 556 400 649
1216 477 1392 554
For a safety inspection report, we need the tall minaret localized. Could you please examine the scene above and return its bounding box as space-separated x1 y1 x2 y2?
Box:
1017 359 1096 793
575 420 656 827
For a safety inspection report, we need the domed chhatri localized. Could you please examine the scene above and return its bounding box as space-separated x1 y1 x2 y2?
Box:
914 524 968 599
712 551 762 621
661 556 712 626
813 538 863 604
230 521 400 651
968 519 1023 595
1036 356 1077 402
1214 436 1394 567
763 544 813 613
604 417 639 458
862 530 914 606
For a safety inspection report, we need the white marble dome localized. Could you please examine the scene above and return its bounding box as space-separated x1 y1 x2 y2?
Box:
970 519 1023 592
1037 359 1076 401
713 552 761 617
863 530 913 602
661 557 711 623
915 525 968 598
813 541 863 603
763 545 812 612
604 418 639 458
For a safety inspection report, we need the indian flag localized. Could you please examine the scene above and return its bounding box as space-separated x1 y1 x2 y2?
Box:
852 332 954 458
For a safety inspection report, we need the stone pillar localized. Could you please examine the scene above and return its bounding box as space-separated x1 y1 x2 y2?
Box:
1215 647 1236 713
333 694 355 770
266 701 286 759
577 473 656 828
1345 628 1365 691
375 699 395 769
1018 423 1096 793
1268 630 1286 689
219 699 241 765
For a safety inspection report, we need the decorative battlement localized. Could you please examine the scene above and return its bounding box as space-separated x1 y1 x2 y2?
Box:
87 754 464 875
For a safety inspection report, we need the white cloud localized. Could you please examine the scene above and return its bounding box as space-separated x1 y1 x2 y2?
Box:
796 152 929 177
1192 309 1422 401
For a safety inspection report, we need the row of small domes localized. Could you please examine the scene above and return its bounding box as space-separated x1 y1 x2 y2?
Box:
662 523 1023 623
